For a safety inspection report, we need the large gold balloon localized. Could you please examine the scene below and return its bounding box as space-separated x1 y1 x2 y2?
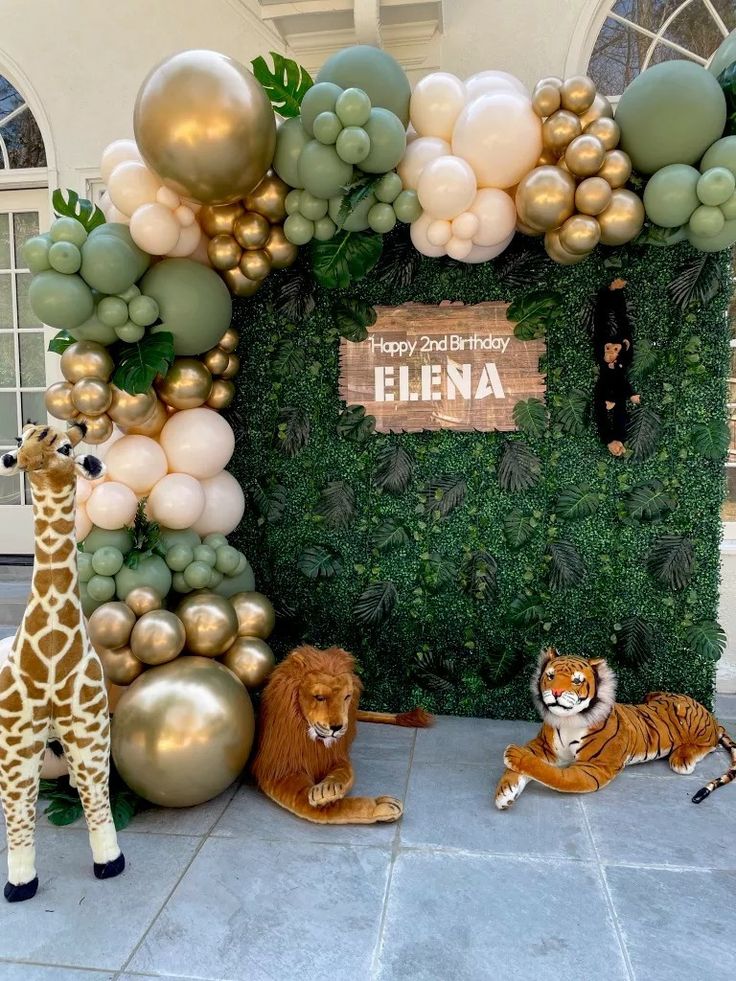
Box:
61 341 114 383
130 610 186 666
234 212 270 251
239 249 271 281
516 216 544 237
542 110 582 155
231 591 275 639
198 202 244 237
45 382 78 421
223 266 261 297
597 189 645 246
516 167 576 232
71 377 112 417
264 226 298 270
202 346 230 375
244 173 289 223
560 75 596 114
123 397 168 436
564 134 606 178
597 149 633 189
218 327 239 353
98 645 146 686
559 214 601 255
177 591 239 657
108 386 157 426
531 82 561 118
222 636 275 690
206 379 235 410
544 228 589 265
221 353 240 380
584 116 620 152
89 602 136 651
575 176 613 216
134 50 276 205
125 586 163 617
578 92 613 129
111 656 255 807
208 233 242 271
155 358 213 410
75 412 113 444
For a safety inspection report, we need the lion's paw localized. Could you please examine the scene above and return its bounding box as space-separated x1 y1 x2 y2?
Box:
373 796 403 822
309 780 346 808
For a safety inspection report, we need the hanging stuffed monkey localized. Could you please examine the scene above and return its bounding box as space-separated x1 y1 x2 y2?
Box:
592 278 640 457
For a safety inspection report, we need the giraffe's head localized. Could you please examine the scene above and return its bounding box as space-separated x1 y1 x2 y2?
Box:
1 421 105 489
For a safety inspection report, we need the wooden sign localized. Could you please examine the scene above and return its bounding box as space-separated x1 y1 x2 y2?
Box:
339 301 545 433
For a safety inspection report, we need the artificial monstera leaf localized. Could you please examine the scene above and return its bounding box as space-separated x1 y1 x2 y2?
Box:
553 389 588 436
48 330 75 355
297 545 342 580
507 289 562 341
251 52 313 118
333 298 377 342
310 231 383 289
52 188 105 233
512 398 547 438
112 332 174 395
507 591 546 627
273 340 306 379
624 479 675 522
502 510 536 550
251 481 287 525
337 404 376 443
686 620 726 661
370 518 409 552
691 419 730 461
556 484 600 521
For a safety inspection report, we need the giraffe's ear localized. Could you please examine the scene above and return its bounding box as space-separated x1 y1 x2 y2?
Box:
67 421 88 447
1 450 19 476
74 454 105 480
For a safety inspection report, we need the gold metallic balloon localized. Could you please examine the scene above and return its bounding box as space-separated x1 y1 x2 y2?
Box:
61 340 114 383
516 216 544 237
89 602 136 651
559 213 601 255
208 233 242 271
71 377 112 417
515 166 576 232
564 134 606 178
542 110 582 155
134 50 276 205
536 75 563 89
597 149 632 189
45 382 78 421
108 386 157 426
222 636 275 689
206 379 235 410
223 266 261 297
155 358 213 410
584 116 620 152
264 225 298 270
234 211 270 251
198 202 245 237
130 610 186 665
123 397 168 436
231 591 275 639
544 228 589 265
98 644 146 686
176 592 239 657
76 412 113 444
536 147 559 167
560 75 596 114
575 176 613 216
557 156 570 173
596 188 645 246
244 173 289 224
125 586 163 617
531 82 561 118
221 353 240 380
218 327 239 353
578 92 613 129
202 346 230 375
239 249 271 282
111 656 255 807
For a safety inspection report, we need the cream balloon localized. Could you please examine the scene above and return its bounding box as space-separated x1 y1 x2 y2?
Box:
446 235 473 260
75 504 92 542
100 139 142 184
103 435 168 495
410 72 467 140
159 407 235 479
463 231 515 263
452 93 542 189
86 481 138 530
107 161 161 217
147 473 206 529
410 212 448 257
156 185 180 209
417 155 477 220
397 136 451 191
76 476 94 505
104 204 131 225
167 220 202 258
174 204 195 226
192 470 245 537
464 70 528 103
129 202 181 255
469 188 517 246
452 212 480 239
427 219 453 247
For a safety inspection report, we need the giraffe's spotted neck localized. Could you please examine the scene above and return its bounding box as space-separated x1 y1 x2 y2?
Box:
28 471 81 616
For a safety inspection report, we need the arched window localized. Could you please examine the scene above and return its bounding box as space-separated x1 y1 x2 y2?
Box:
0 74 46 170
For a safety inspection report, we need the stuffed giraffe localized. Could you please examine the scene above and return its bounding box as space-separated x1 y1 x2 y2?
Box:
0 421 124 902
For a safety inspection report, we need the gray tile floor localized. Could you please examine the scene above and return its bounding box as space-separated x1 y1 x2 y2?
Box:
0 695 734 981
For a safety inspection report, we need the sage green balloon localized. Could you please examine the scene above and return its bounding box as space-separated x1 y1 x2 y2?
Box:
300 82 343 136
615 60 727 174
128 294 159 327
84 526 134 555
317 45 411 126
273 116 310 189
91 545 125 577
687 215 736 252
313 111 342 146
115 321 146 343
689 204 725 238
283 213 315 245
78 552 94 583
722 191 736 220
285 189 302 215
214 559 256 597
28 270 94 330
335 87 372 127
697 167 736 206
70 306 123 345
335 126 371 164
118 284 141 303
313 216 337 241
87 574 116 602
22 234 51 274
115 554 172 602
50 216 88 247
166 544 194 572
328 192 376 232
80 224 150 294
48 241 81 275
359 108 407 174
700 136 736 179
297 141 353 199
159 527 201 550
643 164 700 227
80 582 102 618
375 171 403 204
393 189 422 223
298 190 329 221
97 295 129 328
368 202 397 234
709 28 736 78
143 258 233 356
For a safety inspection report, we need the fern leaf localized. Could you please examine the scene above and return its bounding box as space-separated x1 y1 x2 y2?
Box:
497 439 541 492
316 480 355 530
548 540 586 591
373 443 413 493
646 535 695 591
627 405 661 461
421 475 467 518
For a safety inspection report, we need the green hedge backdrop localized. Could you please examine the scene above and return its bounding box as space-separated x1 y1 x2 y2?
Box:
229 232 732 719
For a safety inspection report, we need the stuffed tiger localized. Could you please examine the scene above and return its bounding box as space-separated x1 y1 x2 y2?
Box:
495 647 736 810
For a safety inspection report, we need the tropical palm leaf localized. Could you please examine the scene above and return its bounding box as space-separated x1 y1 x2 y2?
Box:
556 483 600 520
668 253 726 312
271 264 316 321
646 535 695 591
316 480 355 530
627 405 661 461
503 510 536 550
497 439 541 492
513 398 547 438
354 581 398 627
371 518 410 552
276 405 310 457
548 540 586 591
421 475 467 518
461 548 498 600
613 615 654 667
412 649 459 693
630 338 659 382
337 404 376 443
375 226 421 290
479 649 523 688
686 620 726 661
373 443 413 493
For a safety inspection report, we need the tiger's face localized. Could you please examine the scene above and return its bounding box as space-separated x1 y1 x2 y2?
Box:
537 650 600 717
297 670 355 747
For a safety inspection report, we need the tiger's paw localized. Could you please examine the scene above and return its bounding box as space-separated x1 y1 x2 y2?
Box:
503 745 532 775
494 772 525 811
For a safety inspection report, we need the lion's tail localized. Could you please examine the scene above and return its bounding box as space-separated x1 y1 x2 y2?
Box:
356 707 434 728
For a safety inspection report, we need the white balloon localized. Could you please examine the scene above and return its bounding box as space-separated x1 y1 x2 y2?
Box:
107 160 161 216
446 236 473 260
463 231 515 263
86 481 138 530
452 212 480 239
156 185 180 209
192 470 245 537
147 473 205 529
410 213 447 257
410 72 467 141
465 70 528 103
129 202 181 255
100 139 142 184
417 155 477 220
104 203 130 225
174 205 196 227
103 435 168 495
167 220 202 257
427 219 453 247
159 407 235 479
470 188 518 246
397 136 451 191
75 503 92 542
452 93 542 189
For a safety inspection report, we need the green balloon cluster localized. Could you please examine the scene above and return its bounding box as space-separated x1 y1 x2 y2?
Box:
143 258 233 356
159 529 252 594
315 44 412 126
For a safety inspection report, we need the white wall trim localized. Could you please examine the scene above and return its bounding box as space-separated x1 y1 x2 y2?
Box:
0 45 57 190
565 0 612 77
223 0 289 52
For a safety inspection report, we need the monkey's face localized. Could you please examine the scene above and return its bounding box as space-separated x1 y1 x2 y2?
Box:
604 342 622 365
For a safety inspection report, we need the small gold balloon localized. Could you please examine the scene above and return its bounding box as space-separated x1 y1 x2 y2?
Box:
560 75 597 114
584 116 620 151
597 149 632 189
544 228 589 265
564 134 606 178
244 173 289 224
231 591 275 639
542 110 582 155
130 610 186 666
264 225 299 270
558 156 570 173
575 177 613 216
198 202 245 237
155 358 213 410
233 211 270 250
108 386 157 426
239 248 271 282
515 166 576 232
45 382 78 421
208 233 242 271
536 75 563 89
89 602 136 651
123 397 168 436
176 591 239 657
578 92 613 129
206 378 235 410
125 586 163 617
218 327 239 353
98 645 146 686
559 213 601 255
597 188 645 246
223 266 261 297
222 636 275 690
75 413 113 444
531 82 561 118
537 147 559 166
221 353 240 380
516 216 544 237
202 346 230 375
71 377 112 417
61 340 114 383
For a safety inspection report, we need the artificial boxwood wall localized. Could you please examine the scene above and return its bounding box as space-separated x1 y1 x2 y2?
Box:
228 232 732 719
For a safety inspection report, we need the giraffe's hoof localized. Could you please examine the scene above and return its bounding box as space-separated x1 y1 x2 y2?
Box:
94 852 125 880
4 876 39 902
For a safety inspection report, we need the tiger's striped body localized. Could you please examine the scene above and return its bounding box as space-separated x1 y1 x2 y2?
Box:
495 649 736 809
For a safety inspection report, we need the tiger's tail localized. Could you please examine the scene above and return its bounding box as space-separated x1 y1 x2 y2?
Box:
356 708 434 728
691 727 736 803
